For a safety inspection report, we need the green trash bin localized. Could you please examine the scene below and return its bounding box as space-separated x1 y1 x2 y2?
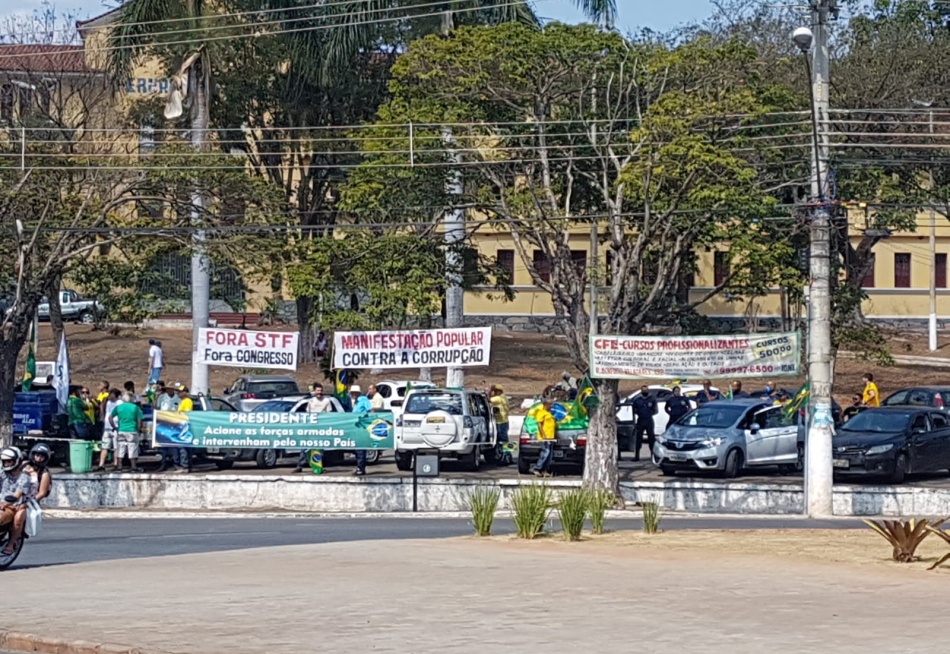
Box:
68 440 94 474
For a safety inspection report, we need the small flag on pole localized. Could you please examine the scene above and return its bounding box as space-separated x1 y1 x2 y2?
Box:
52 333 70 413
21 321 36 392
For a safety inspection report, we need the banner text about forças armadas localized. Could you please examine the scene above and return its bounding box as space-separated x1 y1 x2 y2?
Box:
589 331 802 379
333 327 491 369
196 328 299 371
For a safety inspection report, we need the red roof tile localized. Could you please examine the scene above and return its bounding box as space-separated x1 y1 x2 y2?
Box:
0 44 89 74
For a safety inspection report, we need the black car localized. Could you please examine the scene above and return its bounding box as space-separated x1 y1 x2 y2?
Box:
832 407 950 483
881 386 950 410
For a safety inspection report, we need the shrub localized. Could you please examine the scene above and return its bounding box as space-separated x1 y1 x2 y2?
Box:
925 525 950 570
642 502 661 534
468 486 501 537
558 488 589 541
511 483 552 539
588 489 615 535
864 518 946 562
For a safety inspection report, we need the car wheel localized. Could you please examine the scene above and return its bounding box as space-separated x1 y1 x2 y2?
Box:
723 448 743 479
255 449 278 469
214 460 234 471
889 453 908 484
660 465 676 477
79 310 95 324
459 447 480 472
395 451 413 471
483 445 498 465
365 449 380 465
517 455 531 475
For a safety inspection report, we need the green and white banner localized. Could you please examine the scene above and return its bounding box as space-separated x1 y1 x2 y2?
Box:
153 411 394 450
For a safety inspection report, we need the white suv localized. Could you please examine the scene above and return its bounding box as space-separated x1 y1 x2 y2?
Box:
395 388 496 471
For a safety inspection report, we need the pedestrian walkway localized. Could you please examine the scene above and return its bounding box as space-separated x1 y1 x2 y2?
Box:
3 537 947 653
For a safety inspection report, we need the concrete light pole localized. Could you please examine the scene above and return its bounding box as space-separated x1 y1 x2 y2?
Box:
793 4 835 518
913 101 938 351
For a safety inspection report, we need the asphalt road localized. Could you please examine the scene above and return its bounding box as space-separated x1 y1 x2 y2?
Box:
13 516 865 570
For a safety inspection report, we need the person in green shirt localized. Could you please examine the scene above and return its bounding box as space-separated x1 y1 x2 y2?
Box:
109 394 144 473
67 387 93 440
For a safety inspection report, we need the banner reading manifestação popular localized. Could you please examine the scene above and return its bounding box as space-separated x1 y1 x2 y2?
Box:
332 327 491 370
589 332 802 379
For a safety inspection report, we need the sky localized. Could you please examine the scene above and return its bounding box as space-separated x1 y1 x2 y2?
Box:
2 0 717 35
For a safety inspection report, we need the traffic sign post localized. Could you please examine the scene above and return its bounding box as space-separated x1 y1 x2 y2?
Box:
413 453 440 512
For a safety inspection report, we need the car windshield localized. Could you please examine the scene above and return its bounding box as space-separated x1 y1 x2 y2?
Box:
404 393 463 415
839 411 910 433
246 381 299 396
676 404 746 429
251 400 296 413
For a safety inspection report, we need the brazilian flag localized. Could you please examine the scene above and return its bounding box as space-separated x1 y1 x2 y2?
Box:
566 376 600 423
334 370 352 411
21 322 36 392
783 382 810 420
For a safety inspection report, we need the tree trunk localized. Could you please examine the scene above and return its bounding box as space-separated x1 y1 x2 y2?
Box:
47 278 64 344
583 377 619 495
296 295 318 364
0 337 24 447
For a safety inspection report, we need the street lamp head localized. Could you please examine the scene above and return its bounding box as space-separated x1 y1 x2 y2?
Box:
792 27 813 53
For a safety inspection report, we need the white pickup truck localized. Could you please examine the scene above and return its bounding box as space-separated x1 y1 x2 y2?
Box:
37 290 102 324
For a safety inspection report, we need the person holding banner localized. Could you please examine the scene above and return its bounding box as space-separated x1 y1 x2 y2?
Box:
295 384 332 474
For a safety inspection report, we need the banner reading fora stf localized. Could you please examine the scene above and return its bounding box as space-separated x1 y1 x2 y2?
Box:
589 331 802 380
196 328 299 371
152 410 394 450
333 327 491 370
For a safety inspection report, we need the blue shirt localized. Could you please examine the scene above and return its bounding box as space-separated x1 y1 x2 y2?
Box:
353 396 372 414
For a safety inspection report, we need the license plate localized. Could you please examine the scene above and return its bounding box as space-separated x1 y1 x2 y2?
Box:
833 459 849 469
206 448 220 454
427 417 445 424
553 450 565 459
669 454 687 462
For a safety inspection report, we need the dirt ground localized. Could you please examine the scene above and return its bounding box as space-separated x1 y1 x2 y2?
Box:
21 323 950 405
491 526 950 574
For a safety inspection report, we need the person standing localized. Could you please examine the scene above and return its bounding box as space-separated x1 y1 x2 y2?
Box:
67 386 93 440
695 380 721 406
759 381 777 401
173 386 193 473
631 386 659 461
156 384 180 472
531 393 557 477
96 388 122 472
664 385 691 427
96 381 110 406
842 394 863 422
110 393 144 473
147 339 164 385
862 373 880 407
730 380 750 399
489 384 510 444
124 381 142 405
368 385 385 412
349 385 371 476
295 384 332 473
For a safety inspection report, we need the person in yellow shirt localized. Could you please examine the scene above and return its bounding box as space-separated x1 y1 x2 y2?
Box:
532 394 557 477
173 386 194 472
862 373 880 407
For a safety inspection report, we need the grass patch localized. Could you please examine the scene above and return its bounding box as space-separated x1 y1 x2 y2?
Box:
511 483 552 540
557 488 588 541
468 486 501 537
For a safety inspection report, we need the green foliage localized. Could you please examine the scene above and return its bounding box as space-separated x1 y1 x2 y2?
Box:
557 488 589 541
642 502 661 534
511 484 552 539
587 489 614 535
864 517 945 563
468 485 501 537
71 258 171 328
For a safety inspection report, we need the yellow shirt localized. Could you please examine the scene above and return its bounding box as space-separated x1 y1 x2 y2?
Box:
535 407 557 441
863 382 880 407
178 397 194 412
490 395 509 424
96 391 109 404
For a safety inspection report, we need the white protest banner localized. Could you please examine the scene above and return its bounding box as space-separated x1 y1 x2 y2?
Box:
333 327 492 369
589 331 802 380
197 328 299 371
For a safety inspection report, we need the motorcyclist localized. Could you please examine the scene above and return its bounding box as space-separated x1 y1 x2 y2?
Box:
0 447 28 555
9 443 53 550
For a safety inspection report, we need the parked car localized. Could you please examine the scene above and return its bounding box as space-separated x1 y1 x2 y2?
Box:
653 399 801 478
228 396 382 469
394 388 496 471
832 407 950 483
37 290 103 324
881 386 950 410
223 375 300 411
517 414 586 475
616 384 720 451
373 380 436 412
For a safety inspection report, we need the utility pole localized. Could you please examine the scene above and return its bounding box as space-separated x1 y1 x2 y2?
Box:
190 56 212 396
794 0 836 518
928 107 937 351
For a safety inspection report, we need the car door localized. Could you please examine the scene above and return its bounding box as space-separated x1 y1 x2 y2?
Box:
908 413 936 472
745 406 797 465
929 412 950 470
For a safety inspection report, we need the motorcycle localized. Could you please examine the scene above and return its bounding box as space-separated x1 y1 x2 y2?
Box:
0 498 41 571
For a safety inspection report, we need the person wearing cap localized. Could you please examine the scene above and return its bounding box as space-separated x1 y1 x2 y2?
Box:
349 385 371 476
489 385 509 444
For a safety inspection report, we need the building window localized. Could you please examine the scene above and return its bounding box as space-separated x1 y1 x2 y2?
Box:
496 249 514 283
571 250 587 278
894 253 911 288
938 254 947 289
532 250 551 284
714 252 729 287
862 254 875 288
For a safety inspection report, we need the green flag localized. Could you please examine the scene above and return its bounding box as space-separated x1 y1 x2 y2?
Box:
783 382 810 420
567 375 600 423
21 322 36 392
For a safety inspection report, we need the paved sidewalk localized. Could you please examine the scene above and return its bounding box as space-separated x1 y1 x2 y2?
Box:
3 538 948 654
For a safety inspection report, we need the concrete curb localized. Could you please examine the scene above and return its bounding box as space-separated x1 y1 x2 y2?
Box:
0 629 168 654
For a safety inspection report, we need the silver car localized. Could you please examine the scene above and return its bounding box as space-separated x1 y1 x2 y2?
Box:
652 399 801 478
223 375 300 412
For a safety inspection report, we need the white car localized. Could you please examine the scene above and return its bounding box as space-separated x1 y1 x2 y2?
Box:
617 384 720 435
395 388 497 471
374 380 436 413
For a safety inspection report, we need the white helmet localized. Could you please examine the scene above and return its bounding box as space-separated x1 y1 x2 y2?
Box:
1 447 22 471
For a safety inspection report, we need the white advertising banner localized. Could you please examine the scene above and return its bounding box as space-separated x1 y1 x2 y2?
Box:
333 327 492 369
197 328 299 371
589 331 802 379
